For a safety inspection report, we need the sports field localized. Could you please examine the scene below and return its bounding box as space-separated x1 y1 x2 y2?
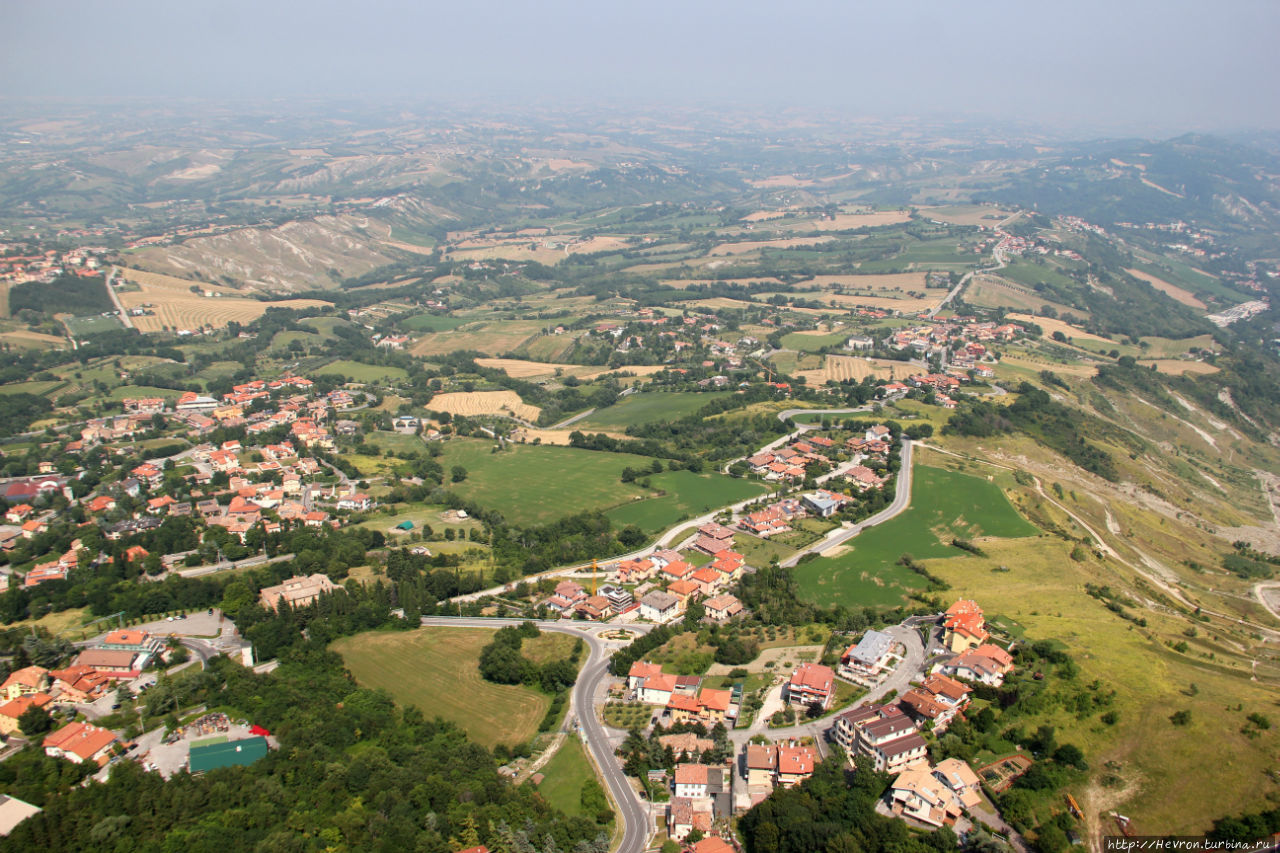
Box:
793 466 1037 607
574 391 727 430
331 627 551 749
605 470 768 532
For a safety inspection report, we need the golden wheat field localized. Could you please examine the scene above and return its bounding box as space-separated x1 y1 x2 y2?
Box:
1124 269 1207 309
427 390 542 422
116 268 330 332
797 355 915 385
1005 313 1115 346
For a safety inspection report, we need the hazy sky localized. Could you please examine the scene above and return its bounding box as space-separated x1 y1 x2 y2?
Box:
3 0 1278 135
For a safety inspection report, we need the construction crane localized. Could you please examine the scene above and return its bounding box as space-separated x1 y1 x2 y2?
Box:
751 356 775 383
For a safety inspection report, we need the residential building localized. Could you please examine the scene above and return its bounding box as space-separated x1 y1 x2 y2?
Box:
72 649 141 677
0 693 53 735
934 758 983 811
942 599 989 652
833 703 928 774
639 673 678 706
786 663 836 709
703 594 743 623
776 742 817 788
627 660 664 691
1 666 49 701
939 644 1014 686
43 721 119 765
639 590 681 623
259 574 339 611
48 666 112 704
0 795 41 837
889 764 962 828
673 763 710 799
667 797 713 843
745 743 777 789
839 630 897 681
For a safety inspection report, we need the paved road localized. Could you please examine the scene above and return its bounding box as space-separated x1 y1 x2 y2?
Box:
105 266 134 329
420 616 651 853
549 408 597 430
781 438 914 567
928 244 1008 318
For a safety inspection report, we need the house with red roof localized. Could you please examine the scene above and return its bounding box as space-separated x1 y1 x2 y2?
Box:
0 693 52 735
43 721 119 765
786 662 836 709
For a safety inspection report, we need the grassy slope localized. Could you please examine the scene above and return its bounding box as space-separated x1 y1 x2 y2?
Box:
794 466 1038 607
331 627 550 749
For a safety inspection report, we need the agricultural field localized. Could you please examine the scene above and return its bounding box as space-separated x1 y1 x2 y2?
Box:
428 389 541 422
965 276 1081 318
409 319 546 357
1138 359 1220 375
574 391 727 431
1125 268 1207 310
1005 313 1115 346
918 204 1013 227
708 237 833 256
793 465 1038 608
779 331 848 353
331 627 552 749
795 354 916 386
400 313 472 333
604 470 768 533
115 267 330 332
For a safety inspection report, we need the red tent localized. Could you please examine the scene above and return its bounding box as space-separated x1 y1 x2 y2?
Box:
249 724 270 737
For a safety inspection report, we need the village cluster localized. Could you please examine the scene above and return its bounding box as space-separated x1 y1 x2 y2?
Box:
606 598 1019 846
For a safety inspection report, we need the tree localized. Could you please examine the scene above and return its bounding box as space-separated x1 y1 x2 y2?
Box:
18 704 53 736
451 466 468 483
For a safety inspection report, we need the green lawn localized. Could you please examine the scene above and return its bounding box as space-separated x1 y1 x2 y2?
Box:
331 627 551 749
319 360 408 383
0 380 65 397
794 465 1038 607
535 736 597 818
439 439 763 530
604 470 767 533
574 391 727 430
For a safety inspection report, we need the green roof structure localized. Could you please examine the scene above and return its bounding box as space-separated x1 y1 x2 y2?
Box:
188 736 269 773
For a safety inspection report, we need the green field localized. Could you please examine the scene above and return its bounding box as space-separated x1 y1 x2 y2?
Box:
794 465 1038 607
574 391 727 430
604 470 768 533
318 360 408 383
331 627 551 749
64 314 126 336
439 439 763 530
535 737 598 819
780 331 847 353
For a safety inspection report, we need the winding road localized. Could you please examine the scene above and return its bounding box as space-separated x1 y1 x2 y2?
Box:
419 616 653 853
781 438 913 567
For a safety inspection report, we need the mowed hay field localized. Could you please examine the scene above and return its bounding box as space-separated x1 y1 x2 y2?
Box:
428 390 541 422
116 267 330 332
332 628 551 749
918 205 1013 227
409 320 545 357
797 355 915 385
1125 268 1207 309
475 358 668 382
798 272 928 292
